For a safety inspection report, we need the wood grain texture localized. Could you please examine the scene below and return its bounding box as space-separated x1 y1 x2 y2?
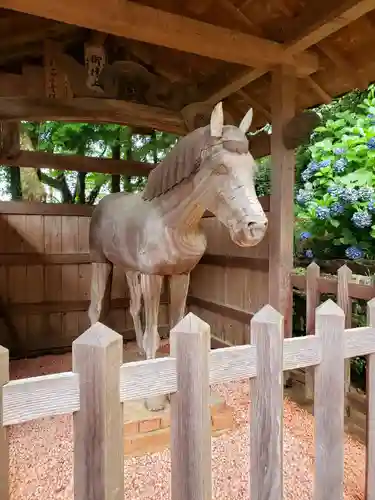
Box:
170 313 212 500
0 0 317 72
314 300 345 500
73 323 124 500
250 305 284 500
269 66 296 338
2 372 79 425
4 322 375 427
206 0 374 102
337 264 352 416
0 97 186 135
305 262 320 401
366 298 375 500
0 345 9 500
88 103 267 367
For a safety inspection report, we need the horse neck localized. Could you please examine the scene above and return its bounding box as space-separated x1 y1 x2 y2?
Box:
155 178 207 231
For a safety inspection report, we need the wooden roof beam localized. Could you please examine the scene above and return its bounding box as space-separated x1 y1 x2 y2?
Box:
0 97 187 135
207 0 375 102
0 0 317 74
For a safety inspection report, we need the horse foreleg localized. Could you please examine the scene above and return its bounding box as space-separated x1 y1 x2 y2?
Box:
88 262 113 325
125 271 144 355
141 273 165 411
169 272 190 335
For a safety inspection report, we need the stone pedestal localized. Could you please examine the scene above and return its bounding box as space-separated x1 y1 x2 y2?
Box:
124 391 233 456
123 341 234 456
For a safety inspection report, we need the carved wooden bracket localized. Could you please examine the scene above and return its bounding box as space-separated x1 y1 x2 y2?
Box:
282 110 321 149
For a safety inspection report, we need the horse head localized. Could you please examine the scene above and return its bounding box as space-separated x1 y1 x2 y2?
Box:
193 102 268 247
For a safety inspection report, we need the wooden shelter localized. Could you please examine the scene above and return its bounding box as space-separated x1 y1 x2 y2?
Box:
1 0 375 354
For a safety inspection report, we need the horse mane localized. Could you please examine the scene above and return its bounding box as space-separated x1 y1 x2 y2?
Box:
142 125 251 201
142 126 213 201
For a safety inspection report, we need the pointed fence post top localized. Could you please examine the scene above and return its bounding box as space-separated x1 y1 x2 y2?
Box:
73 321 122 348
171 312 210 336
0 345 8 357
252 304 283 325
316 298 344 317
337 264 352 278
307 261 320 273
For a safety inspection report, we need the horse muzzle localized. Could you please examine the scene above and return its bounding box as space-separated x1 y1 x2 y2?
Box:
230 220 268 247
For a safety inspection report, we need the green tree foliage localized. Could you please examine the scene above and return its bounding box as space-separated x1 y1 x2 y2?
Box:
1 122 179 203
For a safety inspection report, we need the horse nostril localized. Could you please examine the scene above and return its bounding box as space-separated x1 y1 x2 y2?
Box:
247 221 267 228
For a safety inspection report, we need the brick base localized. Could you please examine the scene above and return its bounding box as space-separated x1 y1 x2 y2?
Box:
124 391 234 456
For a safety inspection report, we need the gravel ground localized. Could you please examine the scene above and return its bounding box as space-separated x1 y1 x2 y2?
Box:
8 353 366 500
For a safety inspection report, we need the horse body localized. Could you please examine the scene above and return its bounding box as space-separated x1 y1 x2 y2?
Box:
89 188 207 275
88 102 268 410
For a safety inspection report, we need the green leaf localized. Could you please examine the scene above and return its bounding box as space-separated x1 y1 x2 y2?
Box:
330 219 340 228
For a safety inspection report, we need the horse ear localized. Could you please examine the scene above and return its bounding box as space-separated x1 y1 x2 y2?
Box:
210 101 224 137
239 107 253 133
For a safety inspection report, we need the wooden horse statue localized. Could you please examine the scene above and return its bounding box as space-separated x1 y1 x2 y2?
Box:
88 102 268 409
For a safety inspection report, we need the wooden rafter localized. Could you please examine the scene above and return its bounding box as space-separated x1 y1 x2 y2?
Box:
0 0 317 74
317 40 368 90
304 76 332 104
207 0 375 102
0 97 187 135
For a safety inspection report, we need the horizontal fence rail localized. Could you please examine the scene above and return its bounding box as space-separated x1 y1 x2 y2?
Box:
2 324 375 426
1 299 375 500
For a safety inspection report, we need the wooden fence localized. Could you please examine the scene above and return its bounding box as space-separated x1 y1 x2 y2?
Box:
0 201 169 357
292 262 375 418
1 300 375 499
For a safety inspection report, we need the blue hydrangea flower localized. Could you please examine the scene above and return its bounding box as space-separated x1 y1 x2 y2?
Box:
319 159 331 168
309 161 320 173
330 202 344 216
368 114 375 125
368 199 375 213
327 184 344 198
345 246 364 260
333 158 348 173
296 188 313 205
367 137 375 150
351 210 372 228
340 187 359 204
334 147 346 155
301 161 320 181
305 249 314 259
300 231 311 240
315 206 330 220
358 186 374 201
301 168 312 181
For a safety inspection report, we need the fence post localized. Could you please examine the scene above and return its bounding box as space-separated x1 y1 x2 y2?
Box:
314 299 345 500
73 323 124 500
305 262 320 401
170 312 211 500
337 264 352 417
0 345 9 500
366 298 375 500
250 305 284 500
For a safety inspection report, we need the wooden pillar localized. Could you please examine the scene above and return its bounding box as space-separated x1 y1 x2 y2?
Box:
269 65 296 338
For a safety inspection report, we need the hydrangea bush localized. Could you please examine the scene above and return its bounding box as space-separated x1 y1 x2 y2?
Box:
296 86 375 261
